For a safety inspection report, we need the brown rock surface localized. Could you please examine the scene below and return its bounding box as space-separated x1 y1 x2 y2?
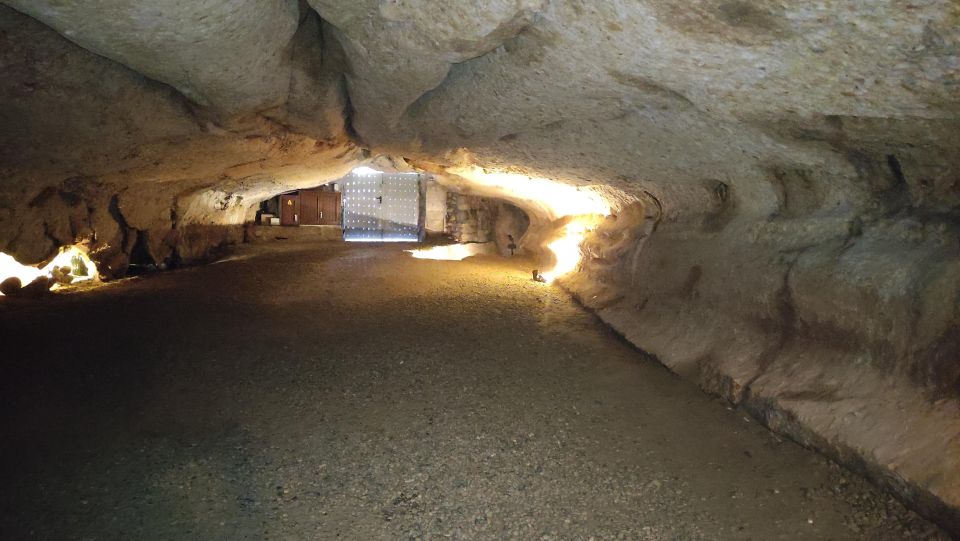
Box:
0 5 361 276
0 0 958 534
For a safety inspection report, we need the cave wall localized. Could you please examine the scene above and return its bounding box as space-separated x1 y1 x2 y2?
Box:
493 202 530 257
1 0 959 534
424 180 448 234
309 0 960 531
0 4 362 276
445 193 496 243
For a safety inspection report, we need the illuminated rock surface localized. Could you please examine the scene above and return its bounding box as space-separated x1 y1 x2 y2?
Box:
0 0 958 534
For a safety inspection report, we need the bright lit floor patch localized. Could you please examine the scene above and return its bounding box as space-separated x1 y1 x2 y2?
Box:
406 243 496 261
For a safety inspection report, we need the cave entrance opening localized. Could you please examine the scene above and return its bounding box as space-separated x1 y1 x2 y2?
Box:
342 170 422 242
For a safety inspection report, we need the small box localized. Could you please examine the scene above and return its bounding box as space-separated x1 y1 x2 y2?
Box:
270 217 280 226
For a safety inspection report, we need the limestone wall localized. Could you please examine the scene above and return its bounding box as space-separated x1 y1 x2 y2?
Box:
1 0 958 533
444 193 494 244
424 180 448 234
0 5 361 277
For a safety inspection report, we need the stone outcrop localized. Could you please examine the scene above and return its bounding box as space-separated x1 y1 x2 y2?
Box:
3 0 300 116
1 0 958 534
0 5 361 276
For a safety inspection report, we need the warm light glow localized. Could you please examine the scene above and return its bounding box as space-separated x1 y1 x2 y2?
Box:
539 218 601 283
448 166 611 219
406 243 493 261
45 246 98 285
448 166 612 283
0 253 45 290
352 166 382 175
0 245 98 296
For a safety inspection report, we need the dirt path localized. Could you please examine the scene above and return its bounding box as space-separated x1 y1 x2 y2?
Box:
0 242 946 540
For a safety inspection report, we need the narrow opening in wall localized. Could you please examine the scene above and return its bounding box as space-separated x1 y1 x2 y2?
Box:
125 230 156 276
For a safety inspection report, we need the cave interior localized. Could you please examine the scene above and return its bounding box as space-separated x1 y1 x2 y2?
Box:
0 1 959 538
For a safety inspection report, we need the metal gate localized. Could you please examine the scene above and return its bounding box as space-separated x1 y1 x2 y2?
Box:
342 172 420 242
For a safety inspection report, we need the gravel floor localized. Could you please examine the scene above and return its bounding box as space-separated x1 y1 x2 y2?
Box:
0 242 948 540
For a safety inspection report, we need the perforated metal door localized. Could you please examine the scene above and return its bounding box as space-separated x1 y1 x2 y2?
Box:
341 172 420 242
380 174 420 241
342 174 381 241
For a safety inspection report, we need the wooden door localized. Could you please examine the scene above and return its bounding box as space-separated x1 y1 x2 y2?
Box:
319 191 341 225
280 194 299 226
299 190 320 225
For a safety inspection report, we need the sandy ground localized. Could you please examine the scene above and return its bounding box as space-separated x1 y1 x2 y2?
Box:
0 241 947 540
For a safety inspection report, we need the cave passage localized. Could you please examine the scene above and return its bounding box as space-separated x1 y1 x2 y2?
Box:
2 0 959 536
0 241 940 539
